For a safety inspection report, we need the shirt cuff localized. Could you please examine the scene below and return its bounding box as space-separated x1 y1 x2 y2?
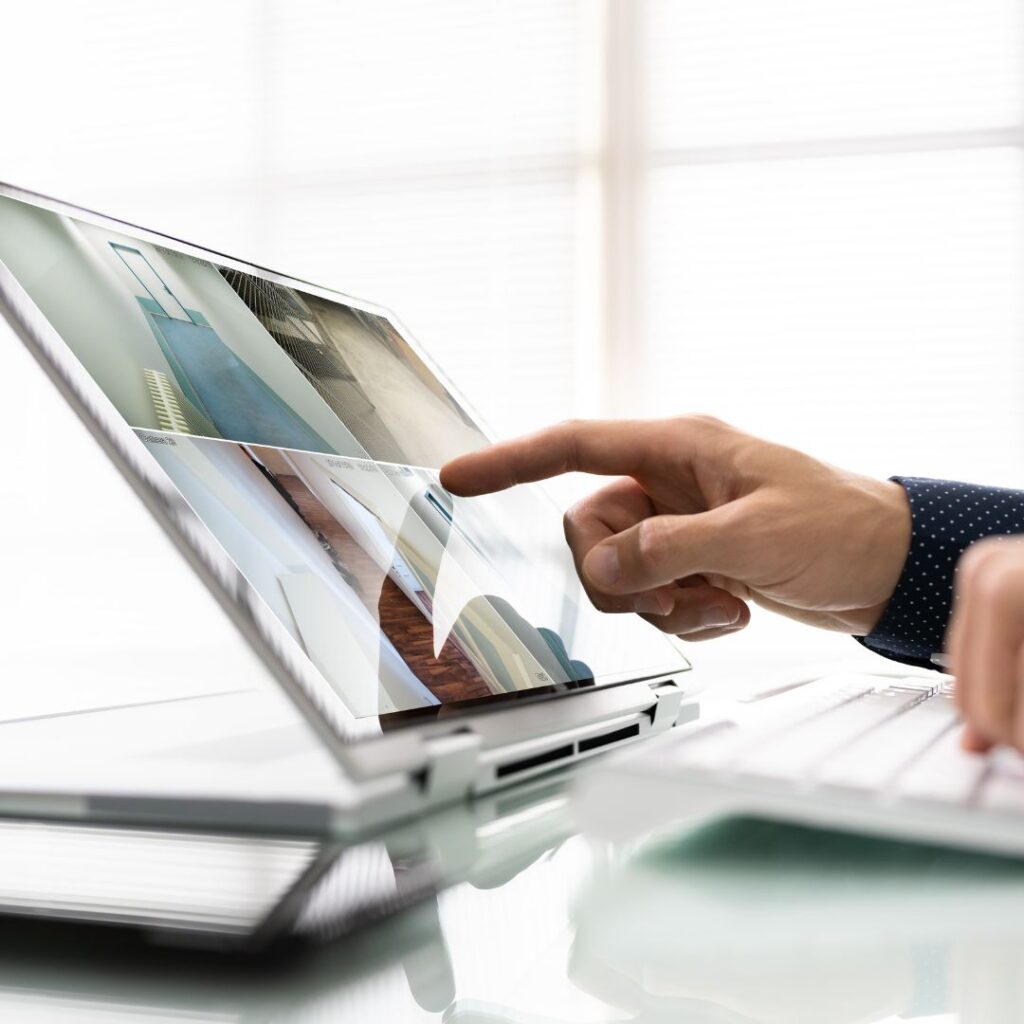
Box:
859 476 1024 669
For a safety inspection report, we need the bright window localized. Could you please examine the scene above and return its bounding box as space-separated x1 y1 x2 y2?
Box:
2 0 1022 670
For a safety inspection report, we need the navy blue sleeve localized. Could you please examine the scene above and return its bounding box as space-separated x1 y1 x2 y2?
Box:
859 477 1024 669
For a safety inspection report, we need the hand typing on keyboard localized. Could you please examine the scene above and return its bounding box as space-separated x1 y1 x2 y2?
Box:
948 538 1024 754
441 416 911 640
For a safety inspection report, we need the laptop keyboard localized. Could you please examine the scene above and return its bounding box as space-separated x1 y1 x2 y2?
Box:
671 674 1016 812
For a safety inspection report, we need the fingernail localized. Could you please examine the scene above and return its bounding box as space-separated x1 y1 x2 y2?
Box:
635 593 671 616
585 545 620 587
698 605 737 629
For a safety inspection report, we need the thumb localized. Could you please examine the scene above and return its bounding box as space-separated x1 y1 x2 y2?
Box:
581 507 747 596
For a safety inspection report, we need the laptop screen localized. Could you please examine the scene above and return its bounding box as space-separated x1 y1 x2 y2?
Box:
0 192 687 721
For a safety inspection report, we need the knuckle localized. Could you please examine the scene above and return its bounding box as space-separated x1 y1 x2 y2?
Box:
635 516 672 574
562 497 601 548
587 590 627 614
553 418 585 472
958 539 1009 589
562 504 582 538
671 619 710 638
972 557 1024 607
676 413 730 434
554 417 585 438
639 610 678 632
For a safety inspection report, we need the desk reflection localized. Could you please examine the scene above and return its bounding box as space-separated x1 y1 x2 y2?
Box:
0 775 578 1023
1 802 1024 1022
571 817 1024 1023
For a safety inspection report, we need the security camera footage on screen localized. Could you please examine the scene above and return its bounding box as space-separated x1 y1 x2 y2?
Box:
0 194 683 719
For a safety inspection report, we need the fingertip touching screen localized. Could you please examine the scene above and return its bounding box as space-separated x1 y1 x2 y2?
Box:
0 191 688 722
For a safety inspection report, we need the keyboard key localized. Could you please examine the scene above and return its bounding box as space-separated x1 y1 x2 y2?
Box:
978 775 1024 815
735 686 928 780
817 693 959 793
897 726 990 805
976 751 1024 815
733 668 937 704
676 675 878 772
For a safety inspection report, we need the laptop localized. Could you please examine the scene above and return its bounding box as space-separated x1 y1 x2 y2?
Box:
0 181 692 837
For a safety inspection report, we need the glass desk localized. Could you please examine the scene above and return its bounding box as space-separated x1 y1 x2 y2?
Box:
0 766 1023 1023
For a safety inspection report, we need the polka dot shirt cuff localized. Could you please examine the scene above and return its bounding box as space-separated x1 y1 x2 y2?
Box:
858 476 1024 669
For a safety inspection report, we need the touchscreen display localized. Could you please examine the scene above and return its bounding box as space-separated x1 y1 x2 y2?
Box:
0 194 687 719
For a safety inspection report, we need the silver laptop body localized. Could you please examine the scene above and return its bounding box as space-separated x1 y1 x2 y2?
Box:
0 182 691 838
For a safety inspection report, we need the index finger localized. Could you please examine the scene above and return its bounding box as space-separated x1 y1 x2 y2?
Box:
440 419 658 496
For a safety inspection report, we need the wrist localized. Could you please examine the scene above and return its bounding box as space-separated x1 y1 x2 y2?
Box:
855 478 912 634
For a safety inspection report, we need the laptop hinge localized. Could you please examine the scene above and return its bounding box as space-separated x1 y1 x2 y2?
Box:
648 678 687 731
422 731 481 801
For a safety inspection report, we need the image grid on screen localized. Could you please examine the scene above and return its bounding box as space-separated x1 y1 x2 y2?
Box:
0 193 683 719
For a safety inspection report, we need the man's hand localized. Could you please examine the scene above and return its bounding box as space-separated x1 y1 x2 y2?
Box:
948 538 1024 753
441 417 911 642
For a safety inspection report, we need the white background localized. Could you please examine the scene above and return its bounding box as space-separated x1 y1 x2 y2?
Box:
2 0 1022 680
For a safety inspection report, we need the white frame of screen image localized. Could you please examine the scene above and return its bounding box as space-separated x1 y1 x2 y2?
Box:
0 180 689 761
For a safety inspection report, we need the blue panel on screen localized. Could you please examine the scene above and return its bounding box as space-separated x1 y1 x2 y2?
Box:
151 314 334 453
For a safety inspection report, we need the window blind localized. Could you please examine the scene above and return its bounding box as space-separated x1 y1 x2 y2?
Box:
0 0 586 439
641 0 1024 488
